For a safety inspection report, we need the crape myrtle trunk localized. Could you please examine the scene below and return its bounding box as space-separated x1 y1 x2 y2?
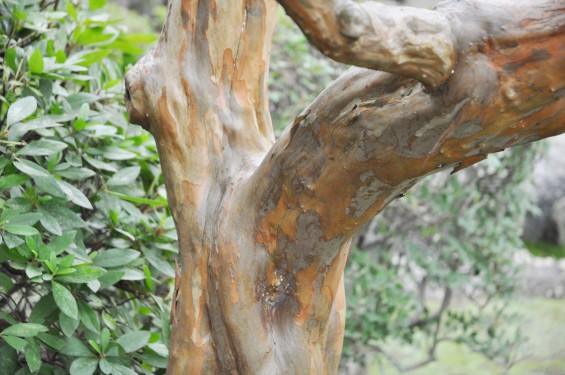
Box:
124 0 564 373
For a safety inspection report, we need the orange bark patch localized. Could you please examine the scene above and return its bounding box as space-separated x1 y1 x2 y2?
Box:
294 262 318 325
258 190 300 248
157 89 178 139
182 179 205 207
157 88 187 164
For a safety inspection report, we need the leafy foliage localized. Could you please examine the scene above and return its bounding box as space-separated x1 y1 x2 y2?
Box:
0 1 173 374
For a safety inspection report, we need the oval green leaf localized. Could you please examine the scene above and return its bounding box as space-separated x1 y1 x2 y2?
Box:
116 330 151 353
70 357 98 375
52 281 78 320
0 174 30 190
7 97 37 126
29 49 44 74
93 249 140 268
57 266 106 284
3 224 39 236
24 340 42 373
17 139 68 156
1 323 48 338
2 335 27 351
106 166 141 187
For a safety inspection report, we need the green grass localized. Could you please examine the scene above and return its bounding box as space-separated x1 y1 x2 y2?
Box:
526 241 565 259
370 298 565 375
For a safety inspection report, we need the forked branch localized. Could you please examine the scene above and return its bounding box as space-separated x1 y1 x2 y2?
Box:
251 0 565 254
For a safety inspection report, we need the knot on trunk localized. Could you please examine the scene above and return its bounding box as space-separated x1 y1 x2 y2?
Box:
337 2 371 39
125 52 156 132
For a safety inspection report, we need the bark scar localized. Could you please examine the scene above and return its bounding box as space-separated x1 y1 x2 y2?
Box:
170 260 182 324
286 110 311 149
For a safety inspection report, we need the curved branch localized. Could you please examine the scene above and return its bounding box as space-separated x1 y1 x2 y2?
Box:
249 0 565 254
276 0 456 89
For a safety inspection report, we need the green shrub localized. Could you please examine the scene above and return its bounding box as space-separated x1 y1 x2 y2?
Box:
0 1 174 374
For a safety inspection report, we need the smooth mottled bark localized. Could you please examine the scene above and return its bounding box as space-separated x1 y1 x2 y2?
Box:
125 0 564 373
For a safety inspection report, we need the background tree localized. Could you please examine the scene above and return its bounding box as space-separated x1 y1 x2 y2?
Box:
124 0 565 373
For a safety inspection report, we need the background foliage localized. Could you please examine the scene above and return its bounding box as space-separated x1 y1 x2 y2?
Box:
0 0 541 374
343 148 536 373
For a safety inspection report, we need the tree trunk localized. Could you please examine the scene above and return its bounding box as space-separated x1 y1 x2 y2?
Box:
124 0 564 373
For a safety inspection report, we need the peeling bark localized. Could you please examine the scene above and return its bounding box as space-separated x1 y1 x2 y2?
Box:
125 0 564 373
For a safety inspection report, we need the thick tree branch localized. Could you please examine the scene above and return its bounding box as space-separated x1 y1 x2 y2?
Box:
242 7 563 369
251 0 564 247
276 0 456 89
125 1 279 373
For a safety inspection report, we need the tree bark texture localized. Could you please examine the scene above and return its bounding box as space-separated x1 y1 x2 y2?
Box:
124 0 564 373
